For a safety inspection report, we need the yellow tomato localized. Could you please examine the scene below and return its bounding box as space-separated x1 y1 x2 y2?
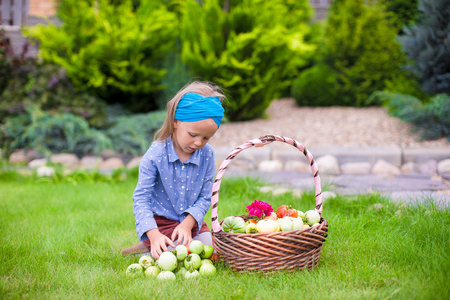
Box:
256 219 281 233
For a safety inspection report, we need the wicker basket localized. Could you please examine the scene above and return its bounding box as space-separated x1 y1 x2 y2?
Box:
210 135 328 273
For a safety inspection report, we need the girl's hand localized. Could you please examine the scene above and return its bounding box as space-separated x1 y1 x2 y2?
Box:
171 223 193 246
146 229 175 259
172 214 196 246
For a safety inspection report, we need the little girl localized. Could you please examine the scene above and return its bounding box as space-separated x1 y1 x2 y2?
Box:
121 81 226 259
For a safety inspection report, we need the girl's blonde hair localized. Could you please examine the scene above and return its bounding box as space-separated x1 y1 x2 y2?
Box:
154 81 226 141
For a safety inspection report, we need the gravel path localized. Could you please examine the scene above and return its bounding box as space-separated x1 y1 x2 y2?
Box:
209 98 449 149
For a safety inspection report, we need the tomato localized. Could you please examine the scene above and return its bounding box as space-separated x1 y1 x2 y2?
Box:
246 223 258 233
222 216 247 233
286 209 298 218
256 219 281 233
264 212 277 221
209 253 220 263
276 205 288 218
276 205 299 218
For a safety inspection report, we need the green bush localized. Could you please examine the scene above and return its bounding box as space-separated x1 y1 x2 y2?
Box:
157 48 194 109
25 0 178 112
398 0 450 95
382 73 425 100
291 64 338 106
106 110 166 156
0 64 107 128
1 106 112 157
369 91 450 140
380 0 419 32
180 0 314 121
294 0 410 107
0 30 107 128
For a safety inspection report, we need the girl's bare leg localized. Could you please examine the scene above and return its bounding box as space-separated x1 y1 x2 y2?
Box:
193 232 213 248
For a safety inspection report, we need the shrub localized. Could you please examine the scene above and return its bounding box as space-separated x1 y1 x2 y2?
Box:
1 106 112 157
106 110 166 156
381 73 425 100
157 48 194 110
0 30 106 128
398 0 450 95
25 0 178 112
0 29 33 97
380 0 419 32
180 0 314 121
291 64 338 106
0 64 107 128
369 91 450 140
296 0 410 107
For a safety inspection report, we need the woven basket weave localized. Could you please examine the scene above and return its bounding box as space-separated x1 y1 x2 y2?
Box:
210 135 328 273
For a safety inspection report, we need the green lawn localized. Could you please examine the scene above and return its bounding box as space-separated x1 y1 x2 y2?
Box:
1 172 449 299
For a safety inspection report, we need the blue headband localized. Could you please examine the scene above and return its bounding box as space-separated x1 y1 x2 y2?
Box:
174 92 225 127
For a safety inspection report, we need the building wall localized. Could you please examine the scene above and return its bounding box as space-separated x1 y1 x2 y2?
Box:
29 0 58 17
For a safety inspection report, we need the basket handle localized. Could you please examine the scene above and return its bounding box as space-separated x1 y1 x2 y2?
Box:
210 135 323 233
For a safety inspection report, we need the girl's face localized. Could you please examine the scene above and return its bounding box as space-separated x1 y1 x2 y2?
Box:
172 118 218 161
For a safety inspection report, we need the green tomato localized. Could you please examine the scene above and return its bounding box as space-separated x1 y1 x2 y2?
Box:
297 210 306 219
200 244 214 259
292 217 303 230
199 263 217 277
185 269 200 279
126 263 144 277
221 216 235 232
157 271 176 280
277 217 293 231
174 245 188 261
144 266 160 278
201 259 213 266
222 216 246 233
246 223 258 233
139 255 154 269
175 267 188 278
305 210 321 225
189 240 204 255
156 251 178 272
184 253 201 270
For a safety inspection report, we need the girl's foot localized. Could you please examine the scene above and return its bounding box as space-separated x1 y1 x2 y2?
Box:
121 242 149 256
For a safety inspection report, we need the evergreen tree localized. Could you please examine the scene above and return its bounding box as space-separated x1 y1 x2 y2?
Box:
398 0 450 95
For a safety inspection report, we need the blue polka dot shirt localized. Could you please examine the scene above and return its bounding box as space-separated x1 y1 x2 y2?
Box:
133 136 216 242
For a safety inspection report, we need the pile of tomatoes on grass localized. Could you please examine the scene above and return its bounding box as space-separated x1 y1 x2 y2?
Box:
125 240 218 280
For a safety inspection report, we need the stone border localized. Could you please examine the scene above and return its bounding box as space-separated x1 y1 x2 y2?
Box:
5 146 450 177
213 146 450 176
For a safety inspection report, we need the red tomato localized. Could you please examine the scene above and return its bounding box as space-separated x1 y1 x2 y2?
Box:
286 209 298 218
277 205 298 218
276 205 288 218
209 253 220 262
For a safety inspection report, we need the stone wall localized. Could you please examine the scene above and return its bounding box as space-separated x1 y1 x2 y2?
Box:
7 146 450 178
